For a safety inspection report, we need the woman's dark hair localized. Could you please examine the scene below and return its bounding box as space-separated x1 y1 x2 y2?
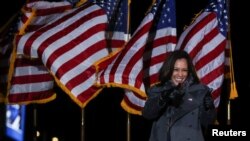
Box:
159 50 200 84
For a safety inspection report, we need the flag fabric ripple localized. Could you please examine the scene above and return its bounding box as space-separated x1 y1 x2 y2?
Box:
15 2 109 107
175 0 229 108
96 0 177 115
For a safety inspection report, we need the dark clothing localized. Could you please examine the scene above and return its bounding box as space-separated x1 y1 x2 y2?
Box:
142 82 216 141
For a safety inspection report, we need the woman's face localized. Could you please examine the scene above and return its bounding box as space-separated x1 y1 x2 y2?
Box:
171 58 188 86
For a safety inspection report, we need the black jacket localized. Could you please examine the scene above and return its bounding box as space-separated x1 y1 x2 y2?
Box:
142 83 216 141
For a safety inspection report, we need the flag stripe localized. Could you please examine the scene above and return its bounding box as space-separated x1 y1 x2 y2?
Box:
8 89 55 103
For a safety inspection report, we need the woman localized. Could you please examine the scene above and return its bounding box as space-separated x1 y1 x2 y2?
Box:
142 50 216 141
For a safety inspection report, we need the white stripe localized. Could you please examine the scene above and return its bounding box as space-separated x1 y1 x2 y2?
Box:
214 95 220 108
10 81 54 94
112 32 125 40
26 1 70 9
144 43 175 60
154 27 176 39
149 62 163 76
128 60 143 85
14 65 50 76
30 12 68 26
17 31 34 55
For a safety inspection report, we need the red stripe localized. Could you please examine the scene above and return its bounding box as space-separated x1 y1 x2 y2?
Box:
108 39 125 48
211 87 221 100
15 58 43 67
8 89 55 103
34 5 72 16
11 74 53 84
25 25 44 32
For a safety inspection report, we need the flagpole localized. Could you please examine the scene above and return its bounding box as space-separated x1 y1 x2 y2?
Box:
226 0 231 126
126 113 131 141
80 108 85 141
226 0 238 125
33 104 38 141
126 0 131 141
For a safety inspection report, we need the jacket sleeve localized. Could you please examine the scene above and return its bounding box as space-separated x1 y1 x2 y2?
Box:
142 86 169 120
200 89 217 128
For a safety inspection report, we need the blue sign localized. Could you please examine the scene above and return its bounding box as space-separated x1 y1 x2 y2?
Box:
6 104 26 141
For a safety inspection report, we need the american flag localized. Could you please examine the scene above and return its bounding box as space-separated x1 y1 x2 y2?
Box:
6 1 71 104
96 0 177 115
15 2 109 108
90 0 128 50
175 0 229 108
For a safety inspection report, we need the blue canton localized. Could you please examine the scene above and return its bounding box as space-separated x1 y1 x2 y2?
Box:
205 0 229 36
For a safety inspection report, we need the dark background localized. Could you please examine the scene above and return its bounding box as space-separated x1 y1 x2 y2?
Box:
1 0 249 141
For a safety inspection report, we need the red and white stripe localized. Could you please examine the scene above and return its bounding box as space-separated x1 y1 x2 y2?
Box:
6 1 71 104
8 56 55 103
97 13 155 97
16 3 109 107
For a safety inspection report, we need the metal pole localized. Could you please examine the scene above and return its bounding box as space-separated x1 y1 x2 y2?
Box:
126 113 131 141
227 100 231 125
126 0 131 140
33 104 37 141
81 108 85 141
